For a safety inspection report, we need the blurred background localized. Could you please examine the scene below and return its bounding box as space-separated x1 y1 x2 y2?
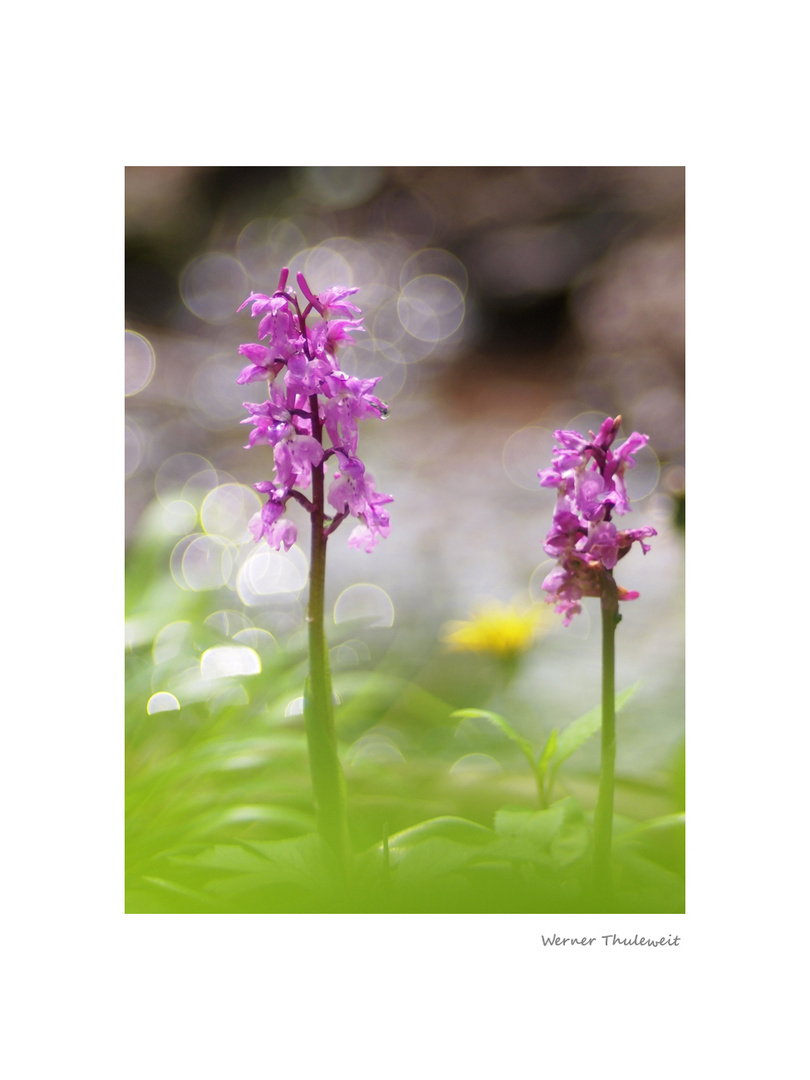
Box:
125 166 684 909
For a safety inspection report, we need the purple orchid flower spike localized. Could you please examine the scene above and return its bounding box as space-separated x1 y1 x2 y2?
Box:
236 268 391 553
538 415 656 625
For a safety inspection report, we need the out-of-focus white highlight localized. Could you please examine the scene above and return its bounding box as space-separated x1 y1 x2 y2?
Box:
346 734 406 768
182 535 234 590
163 500 197 535
125 330 156 396
236 544 308 605
233 627 277 654
333 584 394 627
304 245 353 287
201 483 262 543
450 753 504 780
153 621 191 665
205 609 253 637
147 692 180 714
200 645 261 679
155 453 216 508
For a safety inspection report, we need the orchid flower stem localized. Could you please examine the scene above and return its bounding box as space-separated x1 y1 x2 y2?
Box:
303 439 351 878
593 573 619 900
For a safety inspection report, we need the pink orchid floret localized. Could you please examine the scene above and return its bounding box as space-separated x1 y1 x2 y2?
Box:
327 452 393 552
236 269 392 554
248 494 297 552
539 415 656 623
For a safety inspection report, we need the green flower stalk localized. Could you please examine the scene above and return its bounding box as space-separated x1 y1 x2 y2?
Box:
236 269 392 873
538 416 656 900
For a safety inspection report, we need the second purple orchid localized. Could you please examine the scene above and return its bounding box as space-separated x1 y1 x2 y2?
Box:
237 268 392 554
538 415 657 625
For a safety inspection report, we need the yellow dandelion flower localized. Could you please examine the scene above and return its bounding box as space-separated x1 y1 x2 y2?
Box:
441 600 550 660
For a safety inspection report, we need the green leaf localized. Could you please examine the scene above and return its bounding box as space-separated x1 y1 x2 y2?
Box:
391 837 484 884
134 876 220 911
388 815 494 849
494 801 566 846
613 813 685 845
490 798 588 868
168 844 274 874
537 728 558 774
612 845 686 891
549 800 589 866
451 709 536 770
550 682 640 781
188 804 317 839
205 834 332 896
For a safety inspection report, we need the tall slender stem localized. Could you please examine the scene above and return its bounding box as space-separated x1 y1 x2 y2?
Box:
593 572 619 900
303 396 351 875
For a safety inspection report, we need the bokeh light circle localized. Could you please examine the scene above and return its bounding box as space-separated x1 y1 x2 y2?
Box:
346 734 406 767
400 248 468 296
183 469 235 511
450 754 504 780
153 621 192 665
397 275 465 342
233 627 277 655
125 419 145 478
503 426 556 490
205 609 253 638
564 410 614 441
147 692 180 714
200 645 261 679
162 500 197 535
348 334 408 398
372 297 408 346
316 236 382 288
181 535 235 591
303 245 353 289
304 167 383 209
155 453 215 508
192 357 252 430
333 584 394 627
236 217 307 283
201 483 262 544
622 442 660 503
180 253 249 322
125 330 156 396
236 545 309 605
528 559 557 606
170 534 202 590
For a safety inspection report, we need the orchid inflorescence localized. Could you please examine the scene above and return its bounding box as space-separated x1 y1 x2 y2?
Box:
237 268 392 554
538 415 657 625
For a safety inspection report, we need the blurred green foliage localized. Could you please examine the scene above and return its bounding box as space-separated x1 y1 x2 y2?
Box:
126 523 684 915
